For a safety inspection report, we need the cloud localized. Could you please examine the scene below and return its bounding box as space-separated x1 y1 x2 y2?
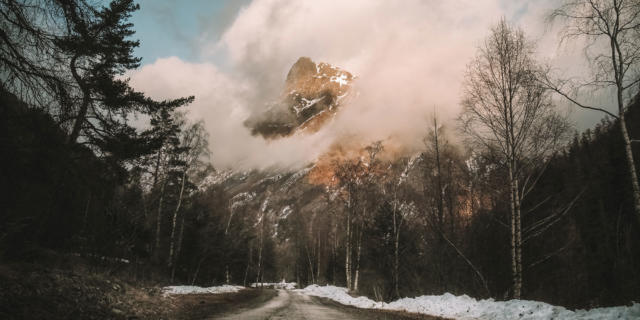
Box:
129 0 602 170
128 57 336 170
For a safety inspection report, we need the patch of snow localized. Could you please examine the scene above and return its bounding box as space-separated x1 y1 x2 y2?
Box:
398 201 418 218
253 174 284 188
297 285 382 309
260 197 270 213
398 154 420 186
279 206 293 220
281 167 311 191
251 281 297 290
297 285 640 320
201 170 236 188
294 96 325 115
162 285 244 296
330 73 349 87
326 186 340 201
230 192 256 211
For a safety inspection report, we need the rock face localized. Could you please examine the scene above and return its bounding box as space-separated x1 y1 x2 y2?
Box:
245 57 354 138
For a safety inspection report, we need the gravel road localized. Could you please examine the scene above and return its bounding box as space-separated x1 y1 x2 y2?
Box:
209 289 446 320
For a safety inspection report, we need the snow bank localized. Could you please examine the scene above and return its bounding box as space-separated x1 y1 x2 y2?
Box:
298 285 640 320
296 285 383 309
251 281 297 290
162 285 244 296
385 293 640 320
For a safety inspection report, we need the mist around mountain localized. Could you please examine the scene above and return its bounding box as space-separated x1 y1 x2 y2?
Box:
2 1 640 319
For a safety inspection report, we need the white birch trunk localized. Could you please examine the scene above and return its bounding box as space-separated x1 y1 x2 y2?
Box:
619 103 640 221
353 226 363 292
168 170 187 267
345 208 352 291
256 213 264 286
316 232 321 283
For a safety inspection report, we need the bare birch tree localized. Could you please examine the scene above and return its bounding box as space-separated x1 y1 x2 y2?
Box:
422 114 449 291
460 19 569 298
334 141 383 292
168 120 208 269
385 155 419 298
544 0 640 221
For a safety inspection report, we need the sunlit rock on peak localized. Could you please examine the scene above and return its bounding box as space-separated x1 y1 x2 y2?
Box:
244 57 355 139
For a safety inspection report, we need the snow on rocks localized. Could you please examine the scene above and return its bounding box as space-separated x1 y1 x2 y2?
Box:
330 73 349 87
161 285 244 296
297 285 640 320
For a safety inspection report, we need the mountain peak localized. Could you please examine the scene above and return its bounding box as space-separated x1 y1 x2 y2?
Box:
245 57 355 139
286 57 316 84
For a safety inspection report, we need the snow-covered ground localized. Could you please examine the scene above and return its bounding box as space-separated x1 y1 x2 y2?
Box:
162 285 244 296
251 281 297 290
297 285 640 320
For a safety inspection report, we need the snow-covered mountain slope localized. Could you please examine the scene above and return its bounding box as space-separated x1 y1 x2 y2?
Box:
203 152 425 249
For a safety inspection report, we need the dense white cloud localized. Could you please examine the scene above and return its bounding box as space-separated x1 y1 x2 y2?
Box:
128 57 336 169
129 0 605 170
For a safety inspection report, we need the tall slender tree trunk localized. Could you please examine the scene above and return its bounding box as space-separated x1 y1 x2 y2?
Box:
154 179 167 261
392 189 401 299
243 243 252 287
169 170 187 267
171 207 187 283
434 117 444 230
191 255 206 285
256 214 264 286
619 102 640 222
394 220 401 299
447 160 456 238
433 117 447 290
316 231 321 283
514 177 523 299
305 241 316 284
345 208 352 291
611 36 640 222
353 225 363 293
508 160 522 299
332 219 337 285
177 212 186 264
507 87 522 299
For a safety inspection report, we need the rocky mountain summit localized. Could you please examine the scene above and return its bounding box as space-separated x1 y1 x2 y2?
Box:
245 57 354 138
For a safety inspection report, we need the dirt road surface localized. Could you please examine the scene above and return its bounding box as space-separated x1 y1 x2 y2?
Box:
209 289 446 320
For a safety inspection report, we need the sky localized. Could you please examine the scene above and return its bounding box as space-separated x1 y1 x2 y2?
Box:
127 0 616 170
